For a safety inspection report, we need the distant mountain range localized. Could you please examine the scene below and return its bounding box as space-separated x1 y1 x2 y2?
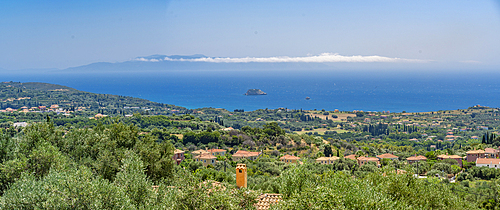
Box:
56 54 332 73
2 54 419 74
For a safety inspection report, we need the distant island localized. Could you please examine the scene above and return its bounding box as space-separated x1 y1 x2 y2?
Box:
244 89 267 95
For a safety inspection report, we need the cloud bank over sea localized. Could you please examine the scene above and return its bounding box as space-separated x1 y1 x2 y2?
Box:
135 53 426 63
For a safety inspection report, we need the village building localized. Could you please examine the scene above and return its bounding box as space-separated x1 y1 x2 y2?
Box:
207 148 226 156
437 154 463 167
192 149 207 156
377 153 399 161
316 156 340 164
173 149 185 165
406 155 427 164
357 156 380 166
344 154 357 161
484 148 499 158
192 148 227 157
13 122 28 127
445 135 456 141
280 155 300 164
194 153 217 167
94 113 108 119
232 150 262 161
466 150 485 162
476 158 500 168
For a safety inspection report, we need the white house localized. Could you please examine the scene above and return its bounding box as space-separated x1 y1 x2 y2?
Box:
476 158 500 169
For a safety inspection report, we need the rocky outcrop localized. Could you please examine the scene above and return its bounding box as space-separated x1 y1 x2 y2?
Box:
244 89 267 95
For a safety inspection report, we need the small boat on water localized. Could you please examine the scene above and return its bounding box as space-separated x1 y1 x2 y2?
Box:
305 97 310 100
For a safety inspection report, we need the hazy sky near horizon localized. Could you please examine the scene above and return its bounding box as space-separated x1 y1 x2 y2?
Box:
1 0 499 70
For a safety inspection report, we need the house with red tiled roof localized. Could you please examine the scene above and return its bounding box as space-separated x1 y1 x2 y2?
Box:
357 156 380 166
173 149 185 165
377 153 399 161
207 148 226 156
476 158 500 168
280 155 300 164
466 150 485 162
445 135 456 141
406 155 427 164
94 113 108 119
484 148 499 158
437 154 463 167
344 154 357 161
194 153 217 167
232 150 261 161
192 149 207 156
316 156 340 164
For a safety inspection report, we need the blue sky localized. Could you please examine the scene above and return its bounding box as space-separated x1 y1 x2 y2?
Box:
1 0 499 70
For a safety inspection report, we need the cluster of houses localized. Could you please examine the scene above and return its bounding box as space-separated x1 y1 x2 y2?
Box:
0 105 76 114
0 104 87 115
317 153 402 167
173 146 500 172
315 148 500 170
467 148 500 168
175 148 263 167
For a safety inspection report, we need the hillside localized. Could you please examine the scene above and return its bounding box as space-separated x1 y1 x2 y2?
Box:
0 81 186 114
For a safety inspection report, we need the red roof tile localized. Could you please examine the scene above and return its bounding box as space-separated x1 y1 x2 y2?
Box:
280 155 300 160
377 153 399 159
476 158 500 165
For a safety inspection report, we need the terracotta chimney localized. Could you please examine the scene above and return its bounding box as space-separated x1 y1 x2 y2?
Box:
236 164 247 188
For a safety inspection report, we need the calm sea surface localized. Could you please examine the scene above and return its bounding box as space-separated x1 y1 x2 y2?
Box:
4 70 500 112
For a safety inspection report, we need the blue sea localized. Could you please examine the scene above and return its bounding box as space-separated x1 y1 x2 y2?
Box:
3 69 500 112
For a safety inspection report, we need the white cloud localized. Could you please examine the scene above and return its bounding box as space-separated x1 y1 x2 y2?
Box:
135 58 160 62
137 53 426 63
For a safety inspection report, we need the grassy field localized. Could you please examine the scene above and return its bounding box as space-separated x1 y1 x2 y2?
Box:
306 112 356 121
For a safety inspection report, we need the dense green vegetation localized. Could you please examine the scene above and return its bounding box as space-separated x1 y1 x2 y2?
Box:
0 121 490 209
2 82 500 209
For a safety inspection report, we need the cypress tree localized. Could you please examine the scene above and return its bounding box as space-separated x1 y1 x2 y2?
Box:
324 145 333 157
